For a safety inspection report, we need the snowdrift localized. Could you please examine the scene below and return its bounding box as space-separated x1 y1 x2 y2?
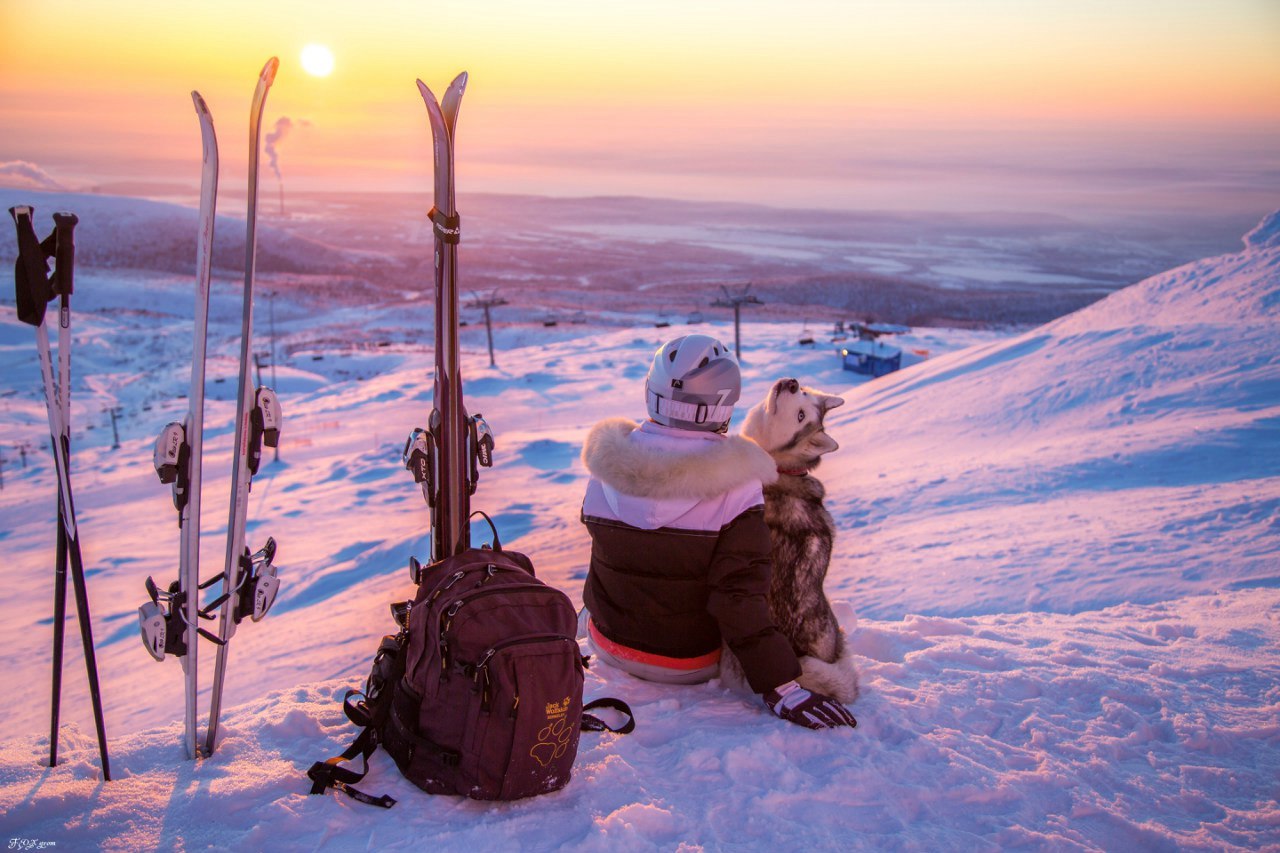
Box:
0 209 1277 850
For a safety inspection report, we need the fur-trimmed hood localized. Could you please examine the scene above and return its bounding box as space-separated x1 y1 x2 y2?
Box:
583 418 777 500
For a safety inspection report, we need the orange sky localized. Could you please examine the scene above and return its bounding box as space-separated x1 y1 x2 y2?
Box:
1 1 1278 218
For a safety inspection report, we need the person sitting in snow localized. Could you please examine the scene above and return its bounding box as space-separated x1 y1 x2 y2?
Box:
578 334 856 730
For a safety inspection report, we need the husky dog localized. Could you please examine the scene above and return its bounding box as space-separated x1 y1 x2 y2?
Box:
724 378 860 703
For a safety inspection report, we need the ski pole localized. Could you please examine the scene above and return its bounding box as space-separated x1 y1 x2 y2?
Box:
8 205 111 779
50 513 68 766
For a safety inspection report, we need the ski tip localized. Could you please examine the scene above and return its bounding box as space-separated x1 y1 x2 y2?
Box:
416 78 437 104
191 90 209 113
261 56 280 84
451 70 469 91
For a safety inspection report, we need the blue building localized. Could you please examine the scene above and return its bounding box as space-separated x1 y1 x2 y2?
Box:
841 339 902 377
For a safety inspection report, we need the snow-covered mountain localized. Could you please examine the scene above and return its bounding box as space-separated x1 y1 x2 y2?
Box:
0 204 1276 850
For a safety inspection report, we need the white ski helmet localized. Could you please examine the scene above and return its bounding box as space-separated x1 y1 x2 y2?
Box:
645 334 741 433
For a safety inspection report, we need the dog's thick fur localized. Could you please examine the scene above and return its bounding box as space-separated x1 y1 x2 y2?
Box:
722 378 860 704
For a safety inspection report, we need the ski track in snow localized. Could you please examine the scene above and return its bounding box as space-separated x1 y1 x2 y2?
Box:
0 200 1278 850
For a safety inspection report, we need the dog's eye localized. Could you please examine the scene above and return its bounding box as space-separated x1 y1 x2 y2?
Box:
797 410 806 423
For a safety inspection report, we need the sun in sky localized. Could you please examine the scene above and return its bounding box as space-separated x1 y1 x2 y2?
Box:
299 43 334 77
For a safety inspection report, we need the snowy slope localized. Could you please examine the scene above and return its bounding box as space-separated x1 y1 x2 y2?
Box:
0 210 1277 850
823 210 1280 619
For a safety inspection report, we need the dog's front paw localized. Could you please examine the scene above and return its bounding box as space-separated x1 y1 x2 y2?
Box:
797 653 860 705
830 600 858 632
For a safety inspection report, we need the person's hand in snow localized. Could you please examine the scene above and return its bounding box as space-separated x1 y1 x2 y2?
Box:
764 680 857 730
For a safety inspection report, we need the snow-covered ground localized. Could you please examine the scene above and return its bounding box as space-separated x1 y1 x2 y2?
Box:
0 205 1276 850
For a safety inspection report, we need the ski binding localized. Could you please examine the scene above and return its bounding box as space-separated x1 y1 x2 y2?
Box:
234 537 280 623
247 386 282 475
138 577 189 662
153 421 191 511
403 426 437 506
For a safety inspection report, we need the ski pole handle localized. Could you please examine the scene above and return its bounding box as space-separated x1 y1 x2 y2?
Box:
51 212 78 297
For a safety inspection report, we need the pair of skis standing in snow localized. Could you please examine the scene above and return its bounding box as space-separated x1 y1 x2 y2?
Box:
401 71 496 564
136 58 284 760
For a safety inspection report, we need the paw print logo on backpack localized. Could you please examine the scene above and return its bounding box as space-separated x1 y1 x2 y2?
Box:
530 696 573 767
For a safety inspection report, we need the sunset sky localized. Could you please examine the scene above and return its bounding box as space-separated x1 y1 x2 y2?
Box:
1 1 1278 220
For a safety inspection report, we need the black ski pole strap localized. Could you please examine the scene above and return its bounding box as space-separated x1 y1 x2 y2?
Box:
306 726 397 808
428 206 461 244
581 697 636 734
9 205 55 327
467 509 501 551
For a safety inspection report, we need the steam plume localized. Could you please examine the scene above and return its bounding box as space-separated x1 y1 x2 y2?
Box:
0 160 67 191
265 117 293 214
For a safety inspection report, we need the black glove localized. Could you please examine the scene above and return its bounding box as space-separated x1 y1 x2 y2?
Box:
764 680 857 730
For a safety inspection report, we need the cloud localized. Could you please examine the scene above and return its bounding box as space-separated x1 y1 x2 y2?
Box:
0 161 67 191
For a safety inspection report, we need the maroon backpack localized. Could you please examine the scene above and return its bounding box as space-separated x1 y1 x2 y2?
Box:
308 531 632 807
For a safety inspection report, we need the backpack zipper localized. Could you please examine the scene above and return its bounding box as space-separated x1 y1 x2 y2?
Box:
473 633 578 713
438 582 564 672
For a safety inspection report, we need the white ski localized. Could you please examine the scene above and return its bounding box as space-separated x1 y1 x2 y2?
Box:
138 89 220 760
205 57 282 757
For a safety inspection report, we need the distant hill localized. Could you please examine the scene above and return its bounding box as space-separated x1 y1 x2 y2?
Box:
1 188 1261 327
0 189 351 276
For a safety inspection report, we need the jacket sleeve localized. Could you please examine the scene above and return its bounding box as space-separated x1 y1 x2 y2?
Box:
705 507 801 693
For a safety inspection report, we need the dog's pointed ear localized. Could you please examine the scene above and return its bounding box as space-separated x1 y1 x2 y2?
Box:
765 378 800 414
820 394 845 413
811 430 839 454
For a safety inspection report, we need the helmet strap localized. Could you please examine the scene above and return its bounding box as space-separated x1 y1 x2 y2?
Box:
650 393 734 428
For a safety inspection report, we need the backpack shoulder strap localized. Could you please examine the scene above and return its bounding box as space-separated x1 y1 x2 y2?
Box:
306 691 397 809
581 697 636 734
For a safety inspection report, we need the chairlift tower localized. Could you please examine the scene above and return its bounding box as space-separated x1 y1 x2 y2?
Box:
711 284 764 360
104 406 123 450
467 289 508 368
268 292 279 462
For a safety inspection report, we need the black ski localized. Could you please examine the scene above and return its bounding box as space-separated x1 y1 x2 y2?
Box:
404 73 494 562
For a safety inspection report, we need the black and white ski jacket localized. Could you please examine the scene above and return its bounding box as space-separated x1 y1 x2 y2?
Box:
580 418 801 694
